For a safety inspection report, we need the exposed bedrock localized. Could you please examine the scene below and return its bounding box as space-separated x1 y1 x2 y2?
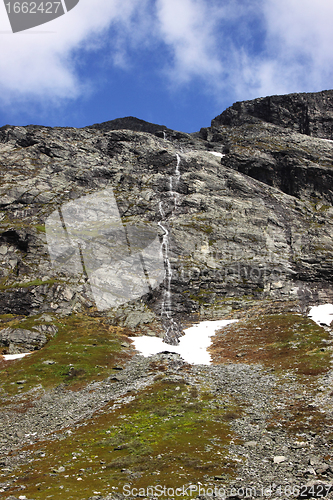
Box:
0 90 333 340
212 89 333 139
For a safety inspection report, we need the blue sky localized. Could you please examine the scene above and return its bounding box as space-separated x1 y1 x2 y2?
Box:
0 0 333 133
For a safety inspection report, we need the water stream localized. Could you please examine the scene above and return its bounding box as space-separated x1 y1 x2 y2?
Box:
158 153 183 345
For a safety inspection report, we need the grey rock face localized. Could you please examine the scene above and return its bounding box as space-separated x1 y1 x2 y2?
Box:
212 89 333 139
0 328 47 353
0 90 333 341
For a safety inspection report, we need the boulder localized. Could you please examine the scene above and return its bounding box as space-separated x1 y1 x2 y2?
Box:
0 328 47 354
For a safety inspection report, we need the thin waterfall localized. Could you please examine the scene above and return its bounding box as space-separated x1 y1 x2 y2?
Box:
175 153 180 178
158 220 172 317
168 154 181 208
158 153 183 345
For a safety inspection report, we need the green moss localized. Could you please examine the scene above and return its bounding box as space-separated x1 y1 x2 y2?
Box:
189 289 215 305
210 313 331 376
0 314 132 394
181 221 214 234
309 199 331 212
310 244 333 253
267 399 333 439
2 381 243 499
0 278 57 290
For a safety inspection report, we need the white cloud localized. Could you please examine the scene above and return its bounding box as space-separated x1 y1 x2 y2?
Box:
0 0 333 110
264 0 333 60
0 0 250 106
237 0 333 99
155 0 224 83
0 0 146 102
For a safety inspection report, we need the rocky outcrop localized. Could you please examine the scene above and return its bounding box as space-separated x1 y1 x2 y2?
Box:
0 90 333 343
0 328 46 353
212 89 333 139
0 324 58 353
86 116 169 135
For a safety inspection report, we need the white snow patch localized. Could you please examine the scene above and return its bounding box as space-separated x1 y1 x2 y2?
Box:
2 352 31 361
208 152 225 158
308 304 333 326
130 319 238 365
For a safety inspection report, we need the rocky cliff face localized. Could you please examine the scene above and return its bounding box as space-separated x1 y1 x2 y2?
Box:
2 91 333 500
212 90 333 139
1 90 333 348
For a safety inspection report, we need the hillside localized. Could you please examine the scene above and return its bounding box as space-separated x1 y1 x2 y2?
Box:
1 90 333 499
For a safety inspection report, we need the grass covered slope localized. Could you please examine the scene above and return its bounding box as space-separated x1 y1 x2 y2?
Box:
0 313 133 394
1 380 243 499
210 313 332 375
0 308 333 499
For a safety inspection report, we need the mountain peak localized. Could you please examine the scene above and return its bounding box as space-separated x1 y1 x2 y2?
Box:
85 116 169 134
212 89 333 139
